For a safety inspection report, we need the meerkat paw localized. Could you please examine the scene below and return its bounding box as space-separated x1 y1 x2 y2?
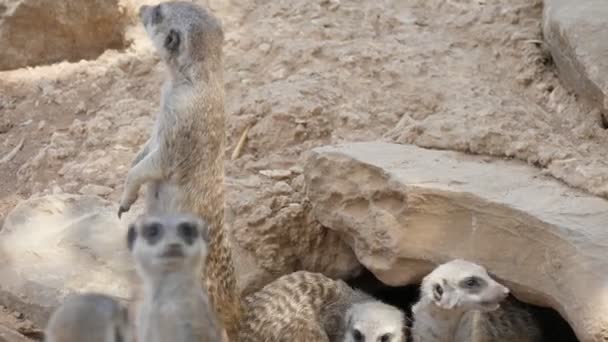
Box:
117 205 130 219
118 195 137 218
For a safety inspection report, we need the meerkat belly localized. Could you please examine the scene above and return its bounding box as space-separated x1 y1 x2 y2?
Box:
139 299 204 342
145 181 180 215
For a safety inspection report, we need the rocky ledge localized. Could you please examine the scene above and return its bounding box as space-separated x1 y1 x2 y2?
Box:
305 142 608 342
543 0 608 120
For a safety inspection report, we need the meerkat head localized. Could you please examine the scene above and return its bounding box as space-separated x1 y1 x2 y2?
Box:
127 214 209 275
343 301 406 342
420 259 510 312
138 1 224 74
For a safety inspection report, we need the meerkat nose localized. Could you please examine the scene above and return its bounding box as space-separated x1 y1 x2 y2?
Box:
167 243 181 250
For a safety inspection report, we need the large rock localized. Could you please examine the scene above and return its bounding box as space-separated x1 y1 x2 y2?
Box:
0 194 136 327
0 0 129 71
305 142 608 342
543 0 608 116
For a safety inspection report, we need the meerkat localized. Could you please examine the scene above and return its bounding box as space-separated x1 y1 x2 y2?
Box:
117 2 241 339
128 213 223 342
237 270 404 342
341 301 407 342
44 293 132 342
411 259 542 342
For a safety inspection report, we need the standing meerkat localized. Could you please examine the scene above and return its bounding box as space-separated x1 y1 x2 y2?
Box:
128 214 223 342
411 259 542 342
120 2 391 341
117 1 241 339
44 293 132 342
341 301 406 342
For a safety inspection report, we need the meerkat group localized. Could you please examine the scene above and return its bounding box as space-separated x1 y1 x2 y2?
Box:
44 1 545 342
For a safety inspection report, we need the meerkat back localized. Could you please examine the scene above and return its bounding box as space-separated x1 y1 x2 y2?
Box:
44 293 131 342
461 298 542 342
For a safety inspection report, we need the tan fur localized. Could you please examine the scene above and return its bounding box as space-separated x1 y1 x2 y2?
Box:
44 293 132 342
239 271 381 342
117 2 240 339
128 214 223 342
411 259 542 342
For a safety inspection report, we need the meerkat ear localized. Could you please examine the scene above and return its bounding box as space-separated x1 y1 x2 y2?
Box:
435 279 459 310
432 282 443 302
127 224 137 251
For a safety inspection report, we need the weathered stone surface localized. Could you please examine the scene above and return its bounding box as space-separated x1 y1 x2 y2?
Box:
0 0 129 70
543 0 608 115
305 142 608 342
0 324 32 342
0 194 137 327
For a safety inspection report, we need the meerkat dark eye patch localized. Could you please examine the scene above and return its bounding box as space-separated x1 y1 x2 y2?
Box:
352 328 364 342
379 333 392 342
164 29 181 52
127 224 137 251
459 276 486 290
177 221 199 245
142 222 163 245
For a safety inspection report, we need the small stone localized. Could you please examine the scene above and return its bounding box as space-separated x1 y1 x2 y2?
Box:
76 101 87 115
289 166 304 174
79 184 113 196
259 169 292 180
258 43 271 54
272 181 293 194
38 120 46 130
0 121 12 134
247 205 272 226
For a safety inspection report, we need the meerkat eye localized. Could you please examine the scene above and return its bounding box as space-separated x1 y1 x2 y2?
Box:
461 276 484 288
164 29 181 52
142 222 162 244
352 329 364 342
379 333 392 342
178 221 199 244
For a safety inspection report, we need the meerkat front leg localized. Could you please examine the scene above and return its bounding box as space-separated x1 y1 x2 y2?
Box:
131 138 152 167
118 148 164 218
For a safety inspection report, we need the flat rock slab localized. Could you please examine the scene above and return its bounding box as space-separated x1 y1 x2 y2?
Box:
0 0 128 70
0 194 137 327
305 142 608 342
543 0 608 114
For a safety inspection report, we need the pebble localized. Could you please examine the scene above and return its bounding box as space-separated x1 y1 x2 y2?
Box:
259 169 292 179
79 184 114 196
272 181 293 194
247 205 272 225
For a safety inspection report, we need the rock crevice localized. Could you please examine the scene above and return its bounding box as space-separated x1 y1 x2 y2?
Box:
305 142 608 342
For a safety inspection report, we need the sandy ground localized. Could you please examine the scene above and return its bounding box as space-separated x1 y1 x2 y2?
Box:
0 0 602 337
